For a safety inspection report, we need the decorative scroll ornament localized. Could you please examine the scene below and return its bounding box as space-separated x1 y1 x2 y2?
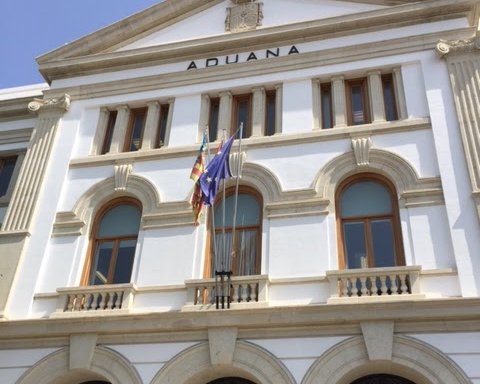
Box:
114 163 133 191
226 0 263 33
28 94 71 113
351 137 372 167
436 37 480 58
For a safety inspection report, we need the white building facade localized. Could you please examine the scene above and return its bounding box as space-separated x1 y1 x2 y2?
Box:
1 0 480 383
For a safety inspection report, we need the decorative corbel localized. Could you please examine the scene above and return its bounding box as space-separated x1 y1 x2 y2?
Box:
114 163 133 191
351 137 372 167
436 36 480 58
28 94 71 114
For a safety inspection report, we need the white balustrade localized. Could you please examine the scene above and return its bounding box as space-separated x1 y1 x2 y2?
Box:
184 275 268 308
56 284 136 313
326 266 421 301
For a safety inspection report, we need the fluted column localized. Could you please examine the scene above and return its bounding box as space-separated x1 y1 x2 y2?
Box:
437 36 480 220
367 70 386 123
2 95 70 232
252 87 266 137
141 101 161 151
218 91 232 140
109 105 129 153
332 76 347 128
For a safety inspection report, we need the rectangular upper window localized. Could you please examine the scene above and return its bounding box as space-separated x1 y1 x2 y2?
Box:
346 78 370 126
208 97 220 142
124 108 147 152
265 90 276 136
232 94 252 138
101 111 117 155
382 74 398 122
321 83 333 129
156 103 170 148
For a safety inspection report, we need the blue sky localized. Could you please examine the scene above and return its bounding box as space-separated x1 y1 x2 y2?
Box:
0 0 163 89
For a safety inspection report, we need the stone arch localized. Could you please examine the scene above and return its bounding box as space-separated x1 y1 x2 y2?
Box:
301 335 470 384
150 341 295 384
215 161 282 205
313 149 443 211
16 346 142 384
74 174 160 225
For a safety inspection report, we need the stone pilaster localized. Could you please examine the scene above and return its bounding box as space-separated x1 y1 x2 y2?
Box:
252 87 266 137
367 70 386 123
0 94 70 315
274 84 283 134
199 95 210 141
437 36 480 221
312 79 322 130
109 105 129 153
393 67 408 120
90 107 109 155
164 98 175 147
218 91 233 140
332 76 347 128
141 101 161 151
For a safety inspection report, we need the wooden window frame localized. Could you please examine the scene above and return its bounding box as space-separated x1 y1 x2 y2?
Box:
123 107 147 152
335 173 405 270
231 94 252 138
155 103 170 148
346 78 371 126
81 197 142 286
204 185 263 277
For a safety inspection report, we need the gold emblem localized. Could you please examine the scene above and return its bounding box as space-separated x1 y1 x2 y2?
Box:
226 1 263 33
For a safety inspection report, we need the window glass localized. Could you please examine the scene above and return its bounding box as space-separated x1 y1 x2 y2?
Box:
371 219 396 267
214 194 260 227
209 98 220 142
382 74 398 121
344 222 367 269
90 241 114 285
0 157 17 197
350 374 416 384
98 205 141 237
265 91 276 136
341 181 392 217
350 84 366 125
156 104 170 148
112 239 137 284
321 83 333 129
233 95 251 138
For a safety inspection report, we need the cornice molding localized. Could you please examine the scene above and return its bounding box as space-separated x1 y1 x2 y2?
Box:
2 298 480 343
0 97 40 122
0 129 32 146
43 28 472 101
68 118 431 169
38 0 474 83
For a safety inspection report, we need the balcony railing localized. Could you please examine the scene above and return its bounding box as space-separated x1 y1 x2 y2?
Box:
55 284 136 314
326 266 423 303
184 275 269 310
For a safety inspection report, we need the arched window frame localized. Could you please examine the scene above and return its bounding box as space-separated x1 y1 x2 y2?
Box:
335 173 405 270
204 185 263 277
81 197 142 286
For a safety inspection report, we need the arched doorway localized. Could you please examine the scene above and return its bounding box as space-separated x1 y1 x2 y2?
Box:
350 374 415 384
207 378 257 384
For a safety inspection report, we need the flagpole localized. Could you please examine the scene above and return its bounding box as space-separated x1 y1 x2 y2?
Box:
221 128 228 272
230 122 243 270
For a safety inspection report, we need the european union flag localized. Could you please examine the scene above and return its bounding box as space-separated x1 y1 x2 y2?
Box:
199 134 235 206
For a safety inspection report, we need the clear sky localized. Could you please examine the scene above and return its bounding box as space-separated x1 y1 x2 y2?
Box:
0 0 164 89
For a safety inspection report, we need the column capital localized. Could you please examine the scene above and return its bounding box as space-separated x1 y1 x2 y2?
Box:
436 36 480 58
28 94 70 114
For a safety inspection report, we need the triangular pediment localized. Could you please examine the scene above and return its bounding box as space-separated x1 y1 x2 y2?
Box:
116 0 386 52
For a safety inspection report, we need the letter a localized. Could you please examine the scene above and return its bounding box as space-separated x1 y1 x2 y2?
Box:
187 61 198 70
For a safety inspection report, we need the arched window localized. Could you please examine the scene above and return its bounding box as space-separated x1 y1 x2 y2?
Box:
84 198 141 285
350 374 416 384
337 174 404 269
206 187 262 277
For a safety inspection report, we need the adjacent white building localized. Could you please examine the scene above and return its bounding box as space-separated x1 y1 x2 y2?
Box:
0 0 480 383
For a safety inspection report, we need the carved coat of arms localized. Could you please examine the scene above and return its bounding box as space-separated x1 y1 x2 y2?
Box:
226 0 263 33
